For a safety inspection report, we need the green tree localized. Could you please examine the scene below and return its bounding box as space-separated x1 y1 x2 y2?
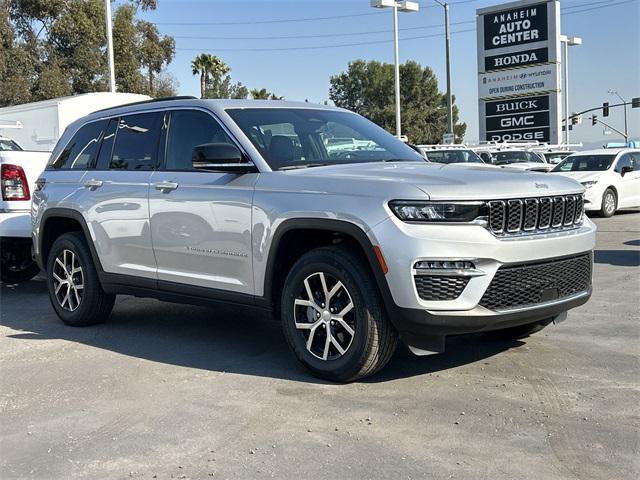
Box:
191 53 229 99
250 88 283 100
137 19 174 96
1 0 175 106
330 60 466 144
112 3 145 94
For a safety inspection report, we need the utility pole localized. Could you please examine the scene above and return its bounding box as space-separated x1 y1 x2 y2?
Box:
104 0 116 93
608 90 629 142
434 0 453 136
392 2 401 138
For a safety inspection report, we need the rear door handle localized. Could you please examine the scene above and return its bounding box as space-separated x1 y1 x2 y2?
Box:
154 181 179 192
83 179 103 190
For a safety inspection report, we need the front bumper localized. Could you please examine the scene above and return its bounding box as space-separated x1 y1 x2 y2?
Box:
369 215 596 342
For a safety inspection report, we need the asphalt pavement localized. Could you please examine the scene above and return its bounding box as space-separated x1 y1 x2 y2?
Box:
1 212 639 480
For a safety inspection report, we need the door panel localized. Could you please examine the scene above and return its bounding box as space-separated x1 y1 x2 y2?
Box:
81 112 163 279
149 109 256 293
614 154 640 208
149 171 256 292
83 171 156 278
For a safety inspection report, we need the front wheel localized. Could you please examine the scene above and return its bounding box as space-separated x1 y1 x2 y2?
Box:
600 188 617 218
281 247 397 382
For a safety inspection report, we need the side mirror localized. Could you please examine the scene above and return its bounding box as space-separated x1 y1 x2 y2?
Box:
192 143 256 173
621 165 633 176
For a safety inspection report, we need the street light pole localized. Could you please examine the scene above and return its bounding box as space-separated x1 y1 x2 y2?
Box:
371 1 419 139
393 2 402 138
609 89 629 142
434 0 453 136
104 0 116 93
560 35 582 145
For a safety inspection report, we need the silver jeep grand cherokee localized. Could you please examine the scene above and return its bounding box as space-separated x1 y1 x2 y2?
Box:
32 98 596 381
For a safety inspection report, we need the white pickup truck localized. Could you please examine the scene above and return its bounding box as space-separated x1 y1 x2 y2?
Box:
0 137 50 282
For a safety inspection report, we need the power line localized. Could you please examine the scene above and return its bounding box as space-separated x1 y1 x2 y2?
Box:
172 20 475 41
175 28 477 52
561 0 637 15
157 0 481 26
172 0 637 52
158 0 632 28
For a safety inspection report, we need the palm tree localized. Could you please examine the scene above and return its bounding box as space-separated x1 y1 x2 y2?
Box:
191 54 229 98
250 88 283 100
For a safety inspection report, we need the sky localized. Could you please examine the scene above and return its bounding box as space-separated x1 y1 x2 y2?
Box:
130 0 640 145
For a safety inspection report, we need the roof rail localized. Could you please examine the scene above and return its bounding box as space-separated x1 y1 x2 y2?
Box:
92 95 198 114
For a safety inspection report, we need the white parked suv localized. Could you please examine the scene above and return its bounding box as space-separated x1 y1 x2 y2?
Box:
551 149 640 217
32 99 596 381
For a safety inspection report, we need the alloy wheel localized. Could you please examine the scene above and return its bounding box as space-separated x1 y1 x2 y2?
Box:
604 192 616 215
52 249 84 311
293 271 356 361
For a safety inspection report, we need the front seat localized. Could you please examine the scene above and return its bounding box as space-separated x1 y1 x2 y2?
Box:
268 136 297 170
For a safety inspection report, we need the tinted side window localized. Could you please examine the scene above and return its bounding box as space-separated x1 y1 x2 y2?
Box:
164 110 234 170
615 154 632 173
50 120 107 170
109 113 163 171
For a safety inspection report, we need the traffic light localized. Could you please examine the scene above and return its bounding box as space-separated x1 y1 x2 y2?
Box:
633 97 640 108
571 114 581 125
603 102 610 117
592 115 598 126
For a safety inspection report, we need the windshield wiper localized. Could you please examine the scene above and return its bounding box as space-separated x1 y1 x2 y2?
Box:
279 163 328 171
382 158 414 163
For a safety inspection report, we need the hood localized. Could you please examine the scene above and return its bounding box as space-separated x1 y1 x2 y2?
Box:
284 161 584 200
551 171 603 183
500 163 554 172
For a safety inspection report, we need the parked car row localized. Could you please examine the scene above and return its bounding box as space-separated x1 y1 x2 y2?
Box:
413 142 640 218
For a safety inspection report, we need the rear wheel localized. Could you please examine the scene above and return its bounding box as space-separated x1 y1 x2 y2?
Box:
600 188 617 217
484 321 550 340
46 232 115 326
281 247 397 382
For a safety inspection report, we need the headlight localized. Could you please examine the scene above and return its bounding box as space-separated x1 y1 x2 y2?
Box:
389 201 487 223
581 180 598 189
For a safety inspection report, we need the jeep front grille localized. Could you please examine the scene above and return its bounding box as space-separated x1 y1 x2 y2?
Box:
479 253 592 311
414 276 470 301
488 194 584 236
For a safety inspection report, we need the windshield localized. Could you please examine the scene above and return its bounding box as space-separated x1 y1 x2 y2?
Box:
493 150 544 165
0 139 22 151
424 149 484 164
543 152 573 164
552 154 615 172
226 108 424 170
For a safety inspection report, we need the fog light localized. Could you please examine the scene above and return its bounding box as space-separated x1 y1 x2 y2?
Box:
415 260 475 270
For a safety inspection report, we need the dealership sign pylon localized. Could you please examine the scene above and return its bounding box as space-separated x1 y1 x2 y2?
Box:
477 0 562 144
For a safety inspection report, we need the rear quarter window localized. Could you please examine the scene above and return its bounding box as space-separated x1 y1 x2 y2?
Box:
49 120 107 170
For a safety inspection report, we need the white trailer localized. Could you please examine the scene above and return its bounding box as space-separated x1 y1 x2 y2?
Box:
0 92 149 151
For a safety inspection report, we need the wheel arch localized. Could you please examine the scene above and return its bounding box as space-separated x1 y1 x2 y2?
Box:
261 218 394 316
38 208 104 273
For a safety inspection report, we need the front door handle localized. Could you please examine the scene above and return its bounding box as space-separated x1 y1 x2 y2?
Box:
83 179 103 190
154 181 179 192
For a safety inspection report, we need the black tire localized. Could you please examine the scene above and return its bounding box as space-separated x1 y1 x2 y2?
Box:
484 321 549 340
599 188 617 218
281 246 397 382
46 232 115 326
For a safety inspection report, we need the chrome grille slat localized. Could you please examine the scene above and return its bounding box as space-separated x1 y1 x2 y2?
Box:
488 194 584 237
523 199 539 231
506 199 524 233
551 196 565 227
